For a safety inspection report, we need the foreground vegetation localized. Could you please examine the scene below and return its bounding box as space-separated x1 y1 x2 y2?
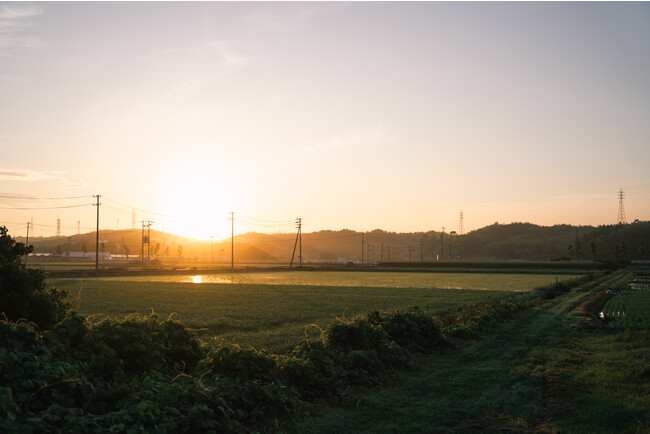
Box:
3 226 649 432
292 271 650 433
49 273 546 353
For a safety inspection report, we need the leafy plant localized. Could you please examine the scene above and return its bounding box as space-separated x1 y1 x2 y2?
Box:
0 226 68 329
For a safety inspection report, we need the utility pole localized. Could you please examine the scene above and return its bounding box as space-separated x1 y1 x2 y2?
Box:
408 246 414 262
210 235 214 263
387 246 391 261
147 221 152 263
298 218 302 267
290 217 302 269
25 222 30 262
93 195 101 274
228 212 234 271
440 226 445 261
420 240 424 262
361 233 364 264
380 243 384 263
141 220 153 264
367 244 374 264
141 221 145 263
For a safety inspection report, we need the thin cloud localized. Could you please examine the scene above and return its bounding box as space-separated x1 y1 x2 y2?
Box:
0 4 44 59
311 126 392 152
0 168 90 189
245 3 345 33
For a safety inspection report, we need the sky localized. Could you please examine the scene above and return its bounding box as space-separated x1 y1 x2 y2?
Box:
1 2 649 241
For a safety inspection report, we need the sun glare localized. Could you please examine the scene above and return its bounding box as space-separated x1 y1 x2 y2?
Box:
154 174 239 241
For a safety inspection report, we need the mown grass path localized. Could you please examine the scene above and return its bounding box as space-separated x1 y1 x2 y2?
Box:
292 272 650 433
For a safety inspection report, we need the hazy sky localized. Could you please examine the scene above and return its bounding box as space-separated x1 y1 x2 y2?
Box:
1 2 649 240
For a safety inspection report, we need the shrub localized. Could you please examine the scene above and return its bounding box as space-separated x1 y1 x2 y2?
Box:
0 226 68 329
368 310 447 353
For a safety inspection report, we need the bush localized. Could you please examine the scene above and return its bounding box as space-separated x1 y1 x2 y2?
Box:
0 226 68 329
368 310 447 353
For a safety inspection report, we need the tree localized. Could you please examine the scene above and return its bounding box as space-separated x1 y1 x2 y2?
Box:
154 242 160 257
590 240 597 261
620 241 628 259
0 226 68 328
82 244 88 257
567 244 574 259
56 245 62 256
165 245 170 258
640 241 648 261
124 244 130 259
178 245 183 259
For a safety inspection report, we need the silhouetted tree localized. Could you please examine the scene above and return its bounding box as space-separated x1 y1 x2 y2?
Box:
590 240 597 261
640 241 648 261
0 226 68 328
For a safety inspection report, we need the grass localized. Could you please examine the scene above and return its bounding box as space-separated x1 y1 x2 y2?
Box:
602 289 650 329
50 276 520 354
95 270 575 291
290 271 650 433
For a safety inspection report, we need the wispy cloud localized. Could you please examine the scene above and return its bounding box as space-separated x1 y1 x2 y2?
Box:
245 4 346 33
0 168 89 188
297 126 393 158
0 4 44 60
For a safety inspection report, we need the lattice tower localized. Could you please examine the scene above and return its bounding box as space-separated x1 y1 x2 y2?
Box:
459 210 465 235
617 188 626 224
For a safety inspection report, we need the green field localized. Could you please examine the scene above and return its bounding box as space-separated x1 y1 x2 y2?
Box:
48 271 566 353
602 290 650 329
95 270 573 291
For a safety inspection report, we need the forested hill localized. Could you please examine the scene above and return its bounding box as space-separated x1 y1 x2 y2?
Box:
14 221 650 262
457 223 594 260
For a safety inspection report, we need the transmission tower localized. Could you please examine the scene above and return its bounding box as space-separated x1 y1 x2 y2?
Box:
617 188 626 224
459 210 465 235
56 219 61 236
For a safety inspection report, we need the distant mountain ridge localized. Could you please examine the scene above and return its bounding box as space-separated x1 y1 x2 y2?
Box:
10 221 650 262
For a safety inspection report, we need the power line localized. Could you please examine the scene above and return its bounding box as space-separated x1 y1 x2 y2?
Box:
0 194 92 200
0 203 91 210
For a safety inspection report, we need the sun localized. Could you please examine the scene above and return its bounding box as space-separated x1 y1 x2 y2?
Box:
153 178 238 241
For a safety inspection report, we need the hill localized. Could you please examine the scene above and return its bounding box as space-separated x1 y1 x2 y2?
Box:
9 221 650 263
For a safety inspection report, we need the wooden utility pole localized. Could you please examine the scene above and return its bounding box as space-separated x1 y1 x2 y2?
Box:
25 222 30 262
93 195 101 274
290 217 302 269
228 212 234 271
